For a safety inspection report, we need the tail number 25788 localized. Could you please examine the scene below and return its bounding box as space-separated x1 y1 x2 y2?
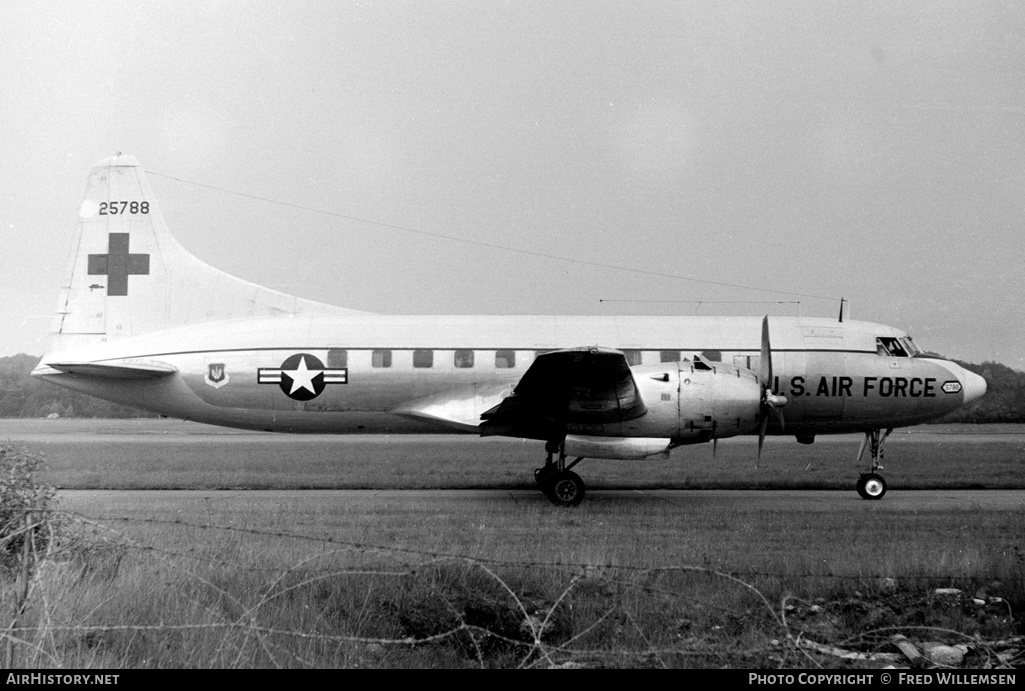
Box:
99 201 150 215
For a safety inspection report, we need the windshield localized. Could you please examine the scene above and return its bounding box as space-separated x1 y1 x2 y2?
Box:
901 337 921 357
876 336 924 358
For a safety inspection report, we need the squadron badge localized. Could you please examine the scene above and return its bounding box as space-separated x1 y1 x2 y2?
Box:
258 353 347 401
205 363 229 388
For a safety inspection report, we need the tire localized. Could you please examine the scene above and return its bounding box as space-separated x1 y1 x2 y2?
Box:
858 473 886 500
547 471 585 507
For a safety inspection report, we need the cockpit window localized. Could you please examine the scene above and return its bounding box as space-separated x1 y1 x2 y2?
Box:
876 337 909 357
901 337 921 357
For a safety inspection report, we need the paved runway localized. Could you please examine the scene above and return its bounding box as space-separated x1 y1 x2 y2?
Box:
54 487 1025 587
59 487 1025 512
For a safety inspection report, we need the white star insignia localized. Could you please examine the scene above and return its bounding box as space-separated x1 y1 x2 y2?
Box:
283 355 322 395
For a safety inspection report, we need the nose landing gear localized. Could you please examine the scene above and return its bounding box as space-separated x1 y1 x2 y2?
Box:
535 440 586 507
856 472 886 500
855 428 892 500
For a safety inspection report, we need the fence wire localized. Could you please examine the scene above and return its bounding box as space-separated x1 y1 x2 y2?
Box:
1 510 1023 669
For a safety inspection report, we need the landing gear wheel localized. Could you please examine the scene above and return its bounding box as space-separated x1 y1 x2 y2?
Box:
547 471 585 508
856 473 886 500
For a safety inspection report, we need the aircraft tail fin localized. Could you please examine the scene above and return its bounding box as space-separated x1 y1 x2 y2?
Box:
45 155 354 356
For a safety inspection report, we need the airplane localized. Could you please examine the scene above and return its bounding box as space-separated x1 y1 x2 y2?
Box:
32 155 987 506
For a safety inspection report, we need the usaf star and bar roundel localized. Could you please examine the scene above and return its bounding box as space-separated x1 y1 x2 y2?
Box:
258 353 347 401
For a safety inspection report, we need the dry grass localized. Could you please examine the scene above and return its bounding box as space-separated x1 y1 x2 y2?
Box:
1 488 1019 668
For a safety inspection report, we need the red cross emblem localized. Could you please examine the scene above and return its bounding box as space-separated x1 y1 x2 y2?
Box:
87 233 150 296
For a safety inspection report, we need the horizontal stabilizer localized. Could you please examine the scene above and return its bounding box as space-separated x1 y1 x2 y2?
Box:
42 360 178 380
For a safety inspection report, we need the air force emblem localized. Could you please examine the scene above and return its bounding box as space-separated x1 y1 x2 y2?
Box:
205 363 229 388
258 353 347 401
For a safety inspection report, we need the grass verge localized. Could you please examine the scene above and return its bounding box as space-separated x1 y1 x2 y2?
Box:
3 489 1023 668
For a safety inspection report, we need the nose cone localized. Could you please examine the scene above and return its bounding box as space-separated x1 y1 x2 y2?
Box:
962 369 987 404
929 360 987 404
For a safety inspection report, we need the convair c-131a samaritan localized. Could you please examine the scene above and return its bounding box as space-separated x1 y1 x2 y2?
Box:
33 155 987 506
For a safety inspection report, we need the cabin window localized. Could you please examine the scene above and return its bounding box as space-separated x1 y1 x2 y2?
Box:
327 349 347 368
700 349 722 362
623 349 642 366
732 355 761 371
454 349 474 368
660 350 680 363
413 349 433 368
495 350 516 368
372 349 392 368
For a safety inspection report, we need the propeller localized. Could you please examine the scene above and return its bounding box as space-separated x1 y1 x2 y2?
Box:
757 316 788 460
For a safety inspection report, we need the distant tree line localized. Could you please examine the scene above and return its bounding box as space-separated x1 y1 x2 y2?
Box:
939 360 1025 423
0 353 1022 422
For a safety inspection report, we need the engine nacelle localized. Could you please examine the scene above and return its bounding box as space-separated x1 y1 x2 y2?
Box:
677 359 764 443
615 360 763 445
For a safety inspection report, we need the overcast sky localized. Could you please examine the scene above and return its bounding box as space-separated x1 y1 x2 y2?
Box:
2 1 1023 367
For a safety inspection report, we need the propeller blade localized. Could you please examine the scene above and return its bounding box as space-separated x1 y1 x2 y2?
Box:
757 410 768 463
759 315 772 387
755 316 785 464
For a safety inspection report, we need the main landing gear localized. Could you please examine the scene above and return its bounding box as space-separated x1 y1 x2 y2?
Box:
535 440 586 507
855 428 892 500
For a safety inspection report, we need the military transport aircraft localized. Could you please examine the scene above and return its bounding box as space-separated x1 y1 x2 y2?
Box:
32 155 987 506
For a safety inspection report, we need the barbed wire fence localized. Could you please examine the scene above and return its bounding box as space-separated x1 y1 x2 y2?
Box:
2 508 1023 669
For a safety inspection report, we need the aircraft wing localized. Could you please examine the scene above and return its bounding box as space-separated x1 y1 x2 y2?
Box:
40 360 178 380
480 347 647 438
